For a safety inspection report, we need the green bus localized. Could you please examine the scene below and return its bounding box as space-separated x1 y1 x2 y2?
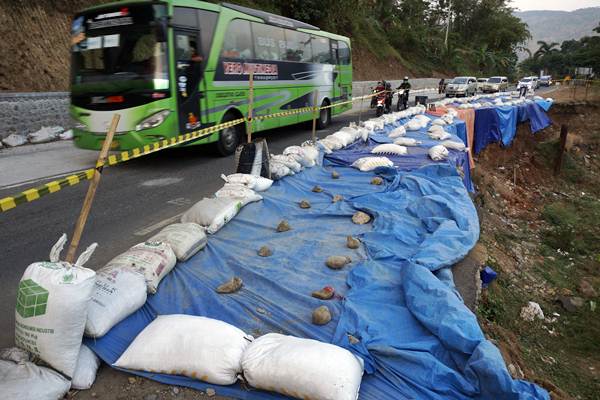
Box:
70 1 353 155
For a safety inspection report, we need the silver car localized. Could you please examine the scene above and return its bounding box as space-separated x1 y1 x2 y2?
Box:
482 76 509 93
446 76 478 97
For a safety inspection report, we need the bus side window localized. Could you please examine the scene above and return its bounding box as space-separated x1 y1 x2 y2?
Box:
252 22 284 61
338 41 350 65
311 36 331 64
283 30 312 63
221 19 254 60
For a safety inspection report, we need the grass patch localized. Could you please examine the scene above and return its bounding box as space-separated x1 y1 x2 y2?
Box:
542 197 600 256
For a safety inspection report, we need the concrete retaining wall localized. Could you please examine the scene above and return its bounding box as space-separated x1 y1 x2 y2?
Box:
0 78 440 138
0 92 70 139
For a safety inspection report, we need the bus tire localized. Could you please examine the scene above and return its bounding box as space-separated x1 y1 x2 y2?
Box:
316 100 331 130
216 112 242 156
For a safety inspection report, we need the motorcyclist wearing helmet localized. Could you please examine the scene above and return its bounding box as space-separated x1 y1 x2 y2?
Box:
397 77 411 110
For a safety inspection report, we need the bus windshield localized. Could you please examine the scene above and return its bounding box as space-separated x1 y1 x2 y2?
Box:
488 77 502 83
71 4 168 94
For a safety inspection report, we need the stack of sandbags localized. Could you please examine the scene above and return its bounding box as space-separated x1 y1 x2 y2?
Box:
114 316 365 400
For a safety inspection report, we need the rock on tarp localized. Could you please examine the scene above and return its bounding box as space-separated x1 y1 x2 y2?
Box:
87 150 548 399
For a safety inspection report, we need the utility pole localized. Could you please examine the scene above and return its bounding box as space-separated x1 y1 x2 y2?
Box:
444 0 451 49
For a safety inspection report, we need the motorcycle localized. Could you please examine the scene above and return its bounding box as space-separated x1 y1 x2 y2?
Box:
396 89 409 111
375 93 386 117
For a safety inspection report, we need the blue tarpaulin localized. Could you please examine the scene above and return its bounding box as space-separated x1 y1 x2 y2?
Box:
474 108 502 154
452 98 552 153
87 134 549 399
495 106 518 147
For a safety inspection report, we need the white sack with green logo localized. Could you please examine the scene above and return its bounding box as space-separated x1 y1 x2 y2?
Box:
104 241 176 294
14 234 96 378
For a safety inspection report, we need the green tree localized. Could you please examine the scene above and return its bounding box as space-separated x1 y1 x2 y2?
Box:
534 41 560 59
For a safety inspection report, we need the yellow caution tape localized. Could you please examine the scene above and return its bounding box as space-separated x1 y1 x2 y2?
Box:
0 87 438 213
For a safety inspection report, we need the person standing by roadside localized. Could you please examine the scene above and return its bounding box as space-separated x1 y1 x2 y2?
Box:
438 78 445 94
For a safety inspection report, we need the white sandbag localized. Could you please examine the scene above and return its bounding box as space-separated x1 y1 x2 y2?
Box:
428 129 451 141
59 129 74 140
317 138 335 153
85 265 147 338
215 183 257 199
0 359 71 400
115 315 251 385
241 333 364 400
15 234 96 378
429 145 449 161
71 344 100 390
394 137 421 146
283 145 315 168
149 222 207 262
220 173 272 192
270 160 293 179
441 140 467 151
388 126 406 138
371 143 407 155
431 118 446 126
2 134 27 147
331 131 353 147
271 154 302 173
105 241 176 294
546 97 553 102
27 126 63 144
405 119 422 131
182 195 261 234
351 156 394 172
300 143 319 165
363 120 383 132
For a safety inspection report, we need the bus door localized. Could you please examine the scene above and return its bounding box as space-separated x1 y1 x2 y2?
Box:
335 40 352 112
331 40 342 104
174 29 203 134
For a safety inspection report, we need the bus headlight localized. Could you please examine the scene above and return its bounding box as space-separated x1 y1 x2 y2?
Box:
136 110 170 131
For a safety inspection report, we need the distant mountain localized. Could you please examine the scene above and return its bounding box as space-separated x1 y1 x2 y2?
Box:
514 7 600 59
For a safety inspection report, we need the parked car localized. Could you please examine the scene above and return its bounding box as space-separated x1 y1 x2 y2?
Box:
445 76 478 97
477 78 488 91
539 76 552 86
517 76 539 91
482 76 509 93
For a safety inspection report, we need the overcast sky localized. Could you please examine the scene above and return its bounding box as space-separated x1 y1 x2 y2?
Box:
511 0 600 11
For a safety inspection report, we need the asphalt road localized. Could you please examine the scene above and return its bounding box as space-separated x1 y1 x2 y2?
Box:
0 86 555 348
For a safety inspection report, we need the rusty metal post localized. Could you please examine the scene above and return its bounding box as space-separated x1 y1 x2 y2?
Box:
554 125 569 176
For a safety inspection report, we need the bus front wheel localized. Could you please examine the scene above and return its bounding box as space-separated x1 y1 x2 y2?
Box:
316 101 331 129
216 113 242 156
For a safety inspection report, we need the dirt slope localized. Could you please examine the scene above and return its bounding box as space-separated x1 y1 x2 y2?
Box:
472 88 600 399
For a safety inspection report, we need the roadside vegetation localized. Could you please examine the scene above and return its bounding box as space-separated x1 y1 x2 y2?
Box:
520 24 600 78
474 97 600 399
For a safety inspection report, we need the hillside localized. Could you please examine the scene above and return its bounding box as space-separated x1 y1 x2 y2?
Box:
514 7 600 59
0 0 416 92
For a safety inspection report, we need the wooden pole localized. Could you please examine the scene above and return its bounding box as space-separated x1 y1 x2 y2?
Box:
65 114 120 263
246 71 254 143
311 90 318 142
554 124 569 176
